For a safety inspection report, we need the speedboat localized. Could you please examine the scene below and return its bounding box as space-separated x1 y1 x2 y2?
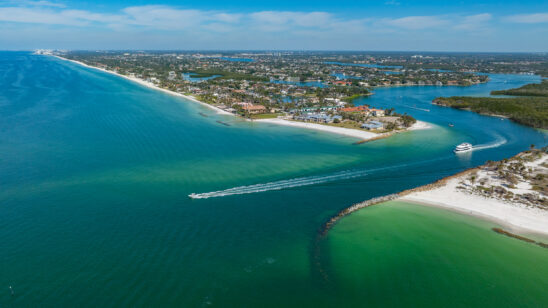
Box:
454 143 473 153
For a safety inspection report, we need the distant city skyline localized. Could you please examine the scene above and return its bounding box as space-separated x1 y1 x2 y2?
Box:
1 0 547 51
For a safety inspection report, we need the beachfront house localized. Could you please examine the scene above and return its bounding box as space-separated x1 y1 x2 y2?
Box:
242 104 267 114
294 113 342 124
361 121 384 130
370 108 385 116
340 105 370 113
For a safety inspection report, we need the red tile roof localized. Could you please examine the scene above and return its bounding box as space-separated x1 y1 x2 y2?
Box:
242 105 266 111
340 105 370 112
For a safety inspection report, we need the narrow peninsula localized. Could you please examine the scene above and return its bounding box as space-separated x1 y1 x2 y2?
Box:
433 80 548 129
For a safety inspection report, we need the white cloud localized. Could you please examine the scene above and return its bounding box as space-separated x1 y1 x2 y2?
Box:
0 7 85 25
0 3 496 34
249 11 334 31
25 0 65 8
61 9 126 24
1 0 66 8
382 16 448 29
0 2 538 49
506 13 548 24
122 6 207 29
213 13 242 23
0 4 244 30
454 13 492 30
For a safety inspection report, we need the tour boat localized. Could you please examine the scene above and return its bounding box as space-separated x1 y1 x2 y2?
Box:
454 143 473 153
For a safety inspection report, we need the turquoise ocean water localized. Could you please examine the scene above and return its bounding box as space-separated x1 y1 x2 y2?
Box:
1 52 547 306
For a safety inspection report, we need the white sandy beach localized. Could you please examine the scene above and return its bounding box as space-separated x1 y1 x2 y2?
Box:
401 176 548 236
256 118 432 140
52 56 234 116
52 55 433 140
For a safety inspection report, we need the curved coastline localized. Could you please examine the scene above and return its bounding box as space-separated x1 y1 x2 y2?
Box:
319 152 548 238
400 178 548 237
255 118 433 141
51 54 543 236
7 52 547 305
48 55 434 141
51 55 234 116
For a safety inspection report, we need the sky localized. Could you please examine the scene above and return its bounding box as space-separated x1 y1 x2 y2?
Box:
0 0 547 51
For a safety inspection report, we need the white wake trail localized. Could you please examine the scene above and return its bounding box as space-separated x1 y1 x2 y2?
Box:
189 169 369 199
189 157 453 199
472 135 507 151
406 105 430 112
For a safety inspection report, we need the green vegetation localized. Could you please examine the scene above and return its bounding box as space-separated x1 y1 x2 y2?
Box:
399 114 417 128
342 93 370 103
491 79 548 97
435 79 548 129
195 94 216 104
433 96 548 129
184 71 219 78
325 120 364 130
186 69 268 81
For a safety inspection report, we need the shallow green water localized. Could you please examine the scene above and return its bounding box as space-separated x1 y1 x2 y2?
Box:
0 52 547 306
327 201 548 307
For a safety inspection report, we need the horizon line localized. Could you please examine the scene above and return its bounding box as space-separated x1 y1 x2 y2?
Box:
9 49 548 54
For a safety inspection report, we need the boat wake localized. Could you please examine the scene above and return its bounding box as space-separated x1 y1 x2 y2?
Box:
406 105 430 112
189 157 453 199
190 136 506 200
189 169 370 199
472 135 507 151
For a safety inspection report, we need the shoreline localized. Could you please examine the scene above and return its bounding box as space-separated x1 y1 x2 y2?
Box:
399 163 548 237
51 55 234 116
370 80 489 89
320 152 548 238
51 55 434 141
255 118 433 140
400 196 548 237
